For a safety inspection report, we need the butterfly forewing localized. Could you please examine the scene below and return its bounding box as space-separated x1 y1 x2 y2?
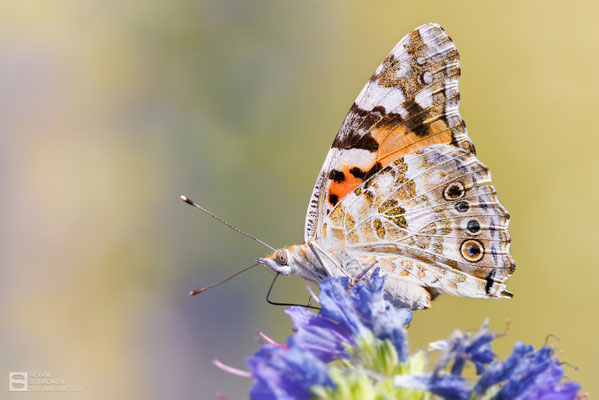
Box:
305 23 474 242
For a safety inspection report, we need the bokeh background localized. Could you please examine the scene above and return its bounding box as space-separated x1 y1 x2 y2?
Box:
2 0 598 398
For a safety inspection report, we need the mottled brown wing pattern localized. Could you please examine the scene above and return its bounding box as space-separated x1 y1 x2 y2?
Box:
305 23 473 242
319 145 514 309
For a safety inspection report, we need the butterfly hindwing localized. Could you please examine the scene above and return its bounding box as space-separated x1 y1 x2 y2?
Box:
318 144 514 308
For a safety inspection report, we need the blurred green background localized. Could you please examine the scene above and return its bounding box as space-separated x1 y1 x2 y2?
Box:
2 0 597 398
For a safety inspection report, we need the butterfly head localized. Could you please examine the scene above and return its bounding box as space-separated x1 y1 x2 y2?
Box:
257 244 328 282
257 248 292 276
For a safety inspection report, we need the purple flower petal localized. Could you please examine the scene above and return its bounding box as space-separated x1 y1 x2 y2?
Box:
474 342 581 400
285 306 353 362
369 306 411 362
474 342 531 395
247 343 334 400
496 346 555 399
318 277 367 338
521 357 581 400
316 268 412 360
450 322 496 376
432 320 497 378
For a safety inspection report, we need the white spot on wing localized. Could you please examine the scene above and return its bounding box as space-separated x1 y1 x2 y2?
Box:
423 71 433 85
356 83 407 117
337 148 376 168
415 88 433 109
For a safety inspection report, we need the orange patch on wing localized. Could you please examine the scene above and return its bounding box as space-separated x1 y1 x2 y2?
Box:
372 122 452 165
328 165 369 205
327 121 452 207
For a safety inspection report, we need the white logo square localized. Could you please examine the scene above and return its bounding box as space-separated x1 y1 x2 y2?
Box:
9 372 28 392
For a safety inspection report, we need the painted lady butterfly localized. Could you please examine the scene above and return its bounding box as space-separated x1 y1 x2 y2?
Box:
256 23 514 309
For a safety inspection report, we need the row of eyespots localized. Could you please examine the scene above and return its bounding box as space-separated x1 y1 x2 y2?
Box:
444 181 485 262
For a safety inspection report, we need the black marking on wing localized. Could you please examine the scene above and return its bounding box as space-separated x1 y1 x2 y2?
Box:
328 169 346 183
332 104 403 151
403 99 429 137
485 269 496 295
328 193 339 206
362 162 383 186
332 130 379 151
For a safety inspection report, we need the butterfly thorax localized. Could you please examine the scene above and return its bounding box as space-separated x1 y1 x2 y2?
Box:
257 243 335 283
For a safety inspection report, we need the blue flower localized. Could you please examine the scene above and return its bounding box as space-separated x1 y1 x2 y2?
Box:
244 268 413 398
317 268 412 361
497 345 579 400
498 345 555 399
432 320 496 377
246 339 334 400
473 341 531 395
522 361 582 400
317 276 369 338
523 360 580 400
219 269 582 400
473 341 581 400
285 306 353 362
284 269 412 363
349 268 412 361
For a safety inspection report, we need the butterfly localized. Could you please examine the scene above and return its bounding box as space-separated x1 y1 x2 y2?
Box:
254 23 515 310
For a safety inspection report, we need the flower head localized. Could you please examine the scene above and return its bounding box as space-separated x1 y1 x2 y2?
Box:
246 340 334 399
216 269 581 400
430 320 496 377
473 342 582 400
317 268 412 361
285 306 353 362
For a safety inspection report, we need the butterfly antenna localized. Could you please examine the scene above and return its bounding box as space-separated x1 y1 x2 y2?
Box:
189 263 259 296
180 195 275 251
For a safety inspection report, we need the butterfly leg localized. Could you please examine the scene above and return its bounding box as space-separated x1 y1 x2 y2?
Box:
307 241 350 279
353 260 379 285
